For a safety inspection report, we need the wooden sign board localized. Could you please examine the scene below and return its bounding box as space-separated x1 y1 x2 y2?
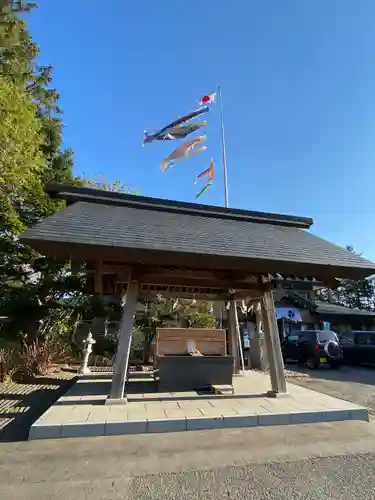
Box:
156 328 227 356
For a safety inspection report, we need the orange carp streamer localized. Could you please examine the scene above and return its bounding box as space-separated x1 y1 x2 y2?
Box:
160 135 207 171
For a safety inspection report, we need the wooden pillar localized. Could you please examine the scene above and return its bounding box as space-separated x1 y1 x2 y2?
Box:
261 288 287 395
234 302 245 371
228 301 240 374
108 280 139 402
251 302 268 370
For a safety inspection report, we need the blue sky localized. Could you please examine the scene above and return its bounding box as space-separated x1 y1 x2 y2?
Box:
28 1 375 260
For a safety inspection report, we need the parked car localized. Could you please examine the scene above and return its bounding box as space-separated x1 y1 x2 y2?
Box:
340 331 375 366
282 329 343 369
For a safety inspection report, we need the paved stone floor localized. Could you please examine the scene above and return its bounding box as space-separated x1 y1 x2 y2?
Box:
29 370 369 439
288 364 375 415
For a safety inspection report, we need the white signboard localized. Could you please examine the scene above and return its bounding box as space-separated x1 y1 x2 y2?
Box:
276 308 302 323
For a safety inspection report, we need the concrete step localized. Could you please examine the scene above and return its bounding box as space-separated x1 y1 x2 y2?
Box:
212 384 234 395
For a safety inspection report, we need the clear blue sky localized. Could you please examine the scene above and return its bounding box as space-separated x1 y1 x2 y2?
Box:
28 1 375 260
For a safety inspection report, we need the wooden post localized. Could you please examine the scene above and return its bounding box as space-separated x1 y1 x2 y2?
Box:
234 302 245 372
251 302 268 370
108 279 139 402
261 288 287 395
228 302 240 374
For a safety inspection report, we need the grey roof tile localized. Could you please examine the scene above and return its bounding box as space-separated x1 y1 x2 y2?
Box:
46 183 314 228
21 200 375 278
314 300 375 316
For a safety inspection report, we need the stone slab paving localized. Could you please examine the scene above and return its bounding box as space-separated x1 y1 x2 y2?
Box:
29 371 370 440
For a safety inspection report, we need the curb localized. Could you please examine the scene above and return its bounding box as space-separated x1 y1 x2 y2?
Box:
28 406 369 440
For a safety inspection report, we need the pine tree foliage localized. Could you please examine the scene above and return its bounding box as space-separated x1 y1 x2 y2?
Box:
317 245 375 311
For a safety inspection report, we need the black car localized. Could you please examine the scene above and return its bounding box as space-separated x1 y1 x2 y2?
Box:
282 329 343 369
340 331 375 366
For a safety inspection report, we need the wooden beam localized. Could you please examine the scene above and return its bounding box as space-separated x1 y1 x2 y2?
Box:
138 291 226 301
138 288 261 301
139 276 260 290
136 266 259 283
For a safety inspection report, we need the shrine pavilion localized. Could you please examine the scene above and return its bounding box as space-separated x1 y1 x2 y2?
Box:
20 184 375 401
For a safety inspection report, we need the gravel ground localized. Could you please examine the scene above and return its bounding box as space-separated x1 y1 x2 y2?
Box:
287 364 375 414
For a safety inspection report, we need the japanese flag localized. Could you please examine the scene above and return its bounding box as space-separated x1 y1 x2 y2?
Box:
199 92 217 106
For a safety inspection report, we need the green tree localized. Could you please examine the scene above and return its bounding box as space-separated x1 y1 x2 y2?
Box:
317 245 375 311
0 2 76 194
0 77 45 233
0 3 80 345
0 3 140 350
0 2 38 86
82 173 141 194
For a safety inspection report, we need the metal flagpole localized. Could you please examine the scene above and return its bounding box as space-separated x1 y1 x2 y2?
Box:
218 86 229 209
217 86 245 373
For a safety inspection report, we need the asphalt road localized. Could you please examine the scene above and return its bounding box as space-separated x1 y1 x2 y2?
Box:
2 421 375 499
288 364 375 414
130 454 375 500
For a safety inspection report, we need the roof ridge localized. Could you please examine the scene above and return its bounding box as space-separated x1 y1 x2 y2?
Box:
46 183 314 229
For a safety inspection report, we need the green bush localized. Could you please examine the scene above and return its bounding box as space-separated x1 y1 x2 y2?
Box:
92 337 117 359
92 327 145 362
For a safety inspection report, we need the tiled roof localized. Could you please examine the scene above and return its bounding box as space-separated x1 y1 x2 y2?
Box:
20 184 375 280
314 300 375 317
45 184 314 228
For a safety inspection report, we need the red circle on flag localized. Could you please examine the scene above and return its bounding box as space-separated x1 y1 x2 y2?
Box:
202 95 209 103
